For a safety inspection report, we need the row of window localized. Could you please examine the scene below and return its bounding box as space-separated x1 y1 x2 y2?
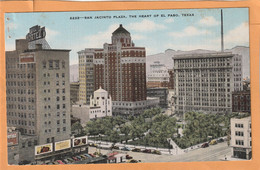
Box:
8 119 35 126
43 72 65 78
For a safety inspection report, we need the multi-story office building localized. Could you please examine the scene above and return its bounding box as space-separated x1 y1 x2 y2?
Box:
6 25 71 145
7 127 37 165
173 52 234 115
232 90 250 113
230 116 252 159
78 48 97 105
70 81 80 104
232 54 243 92
147 88 169 108
147 61 170 88
168 69 174 90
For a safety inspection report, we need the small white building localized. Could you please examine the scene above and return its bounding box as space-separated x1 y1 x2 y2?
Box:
230 116 252 159
90 87 112 119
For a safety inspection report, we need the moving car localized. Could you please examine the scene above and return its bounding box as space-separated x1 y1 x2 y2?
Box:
121 146 131 151
127 159 139 163
126 155 133 159
142 149 152 153
132 148 141 152
217 138 224 143
152 150 161 155
209 140 217 145
201 143 209 148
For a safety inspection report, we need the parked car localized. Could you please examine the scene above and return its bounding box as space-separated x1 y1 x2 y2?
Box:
89 153 96 157
209 140 217 145
127 159 139 163
80 155 87 159
142 149 152 153
132 148 141 152
94 152 102 157
18 160 31 165
67 158 74 162
110 145 119 150
63 159 69 164
46 162 54 165
76 156 82 160
56 160 65 165
152 150 161 155
217 138 224 143
84 154 92 159
89 143 97 147
201 143 209 148
121 146 131 151
126 155 133 159
72 157 79 161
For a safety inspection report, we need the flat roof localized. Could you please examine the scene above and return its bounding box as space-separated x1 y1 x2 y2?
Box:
173 52 233 60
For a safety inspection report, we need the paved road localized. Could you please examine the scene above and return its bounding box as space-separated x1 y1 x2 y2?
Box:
88 141 232 163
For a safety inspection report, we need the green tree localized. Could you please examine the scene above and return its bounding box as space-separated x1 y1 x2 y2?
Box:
71 122 83 135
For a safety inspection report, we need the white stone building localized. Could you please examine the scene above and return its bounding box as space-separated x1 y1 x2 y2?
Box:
90 87 112 119
173 52 234 115
230 116 252 160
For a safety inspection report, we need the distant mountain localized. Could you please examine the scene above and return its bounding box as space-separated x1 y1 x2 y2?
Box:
70 64 79 82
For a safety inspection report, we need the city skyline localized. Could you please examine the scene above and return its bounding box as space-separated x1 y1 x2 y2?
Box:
5 8 249 65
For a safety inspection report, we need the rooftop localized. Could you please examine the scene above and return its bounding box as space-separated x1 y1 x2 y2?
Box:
112 24 130 35
173 52 233 60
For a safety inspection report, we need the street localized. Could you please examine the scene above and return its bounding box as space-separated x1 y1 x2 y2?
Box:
88 142 232 163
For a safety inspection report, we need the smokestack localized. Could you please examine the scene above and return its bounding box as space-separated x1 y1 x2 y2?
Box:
221 9 224 52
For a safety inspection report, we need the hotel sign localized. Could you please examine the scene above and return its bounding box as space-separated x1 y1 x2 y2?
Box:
26 25 46 42
55 140 71 151
19 53 35 63
7 132 18 146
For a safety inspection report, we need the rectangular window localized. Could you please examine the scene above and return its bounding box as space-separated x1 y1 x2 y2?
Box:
49 60 53 69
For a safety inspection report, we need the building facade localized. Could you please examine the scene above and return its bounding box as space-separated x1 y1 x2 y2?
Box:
147 61 170 88
70 82 79 105
230 116 252 160
78 48 97 105
8 127 37 165
232 90 250 113
6 25 71 145
90 87 112 118
72 88 112 124
232 54 243 92
79 24 150 115
147 88 169 108
173 52 234 115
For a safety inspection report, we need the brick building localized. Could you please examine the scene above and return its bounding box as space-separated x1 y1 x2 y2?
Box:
232 90 250 113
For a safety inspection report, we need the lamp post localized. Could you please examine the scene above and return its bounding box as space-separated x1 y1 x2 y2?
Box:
168 139 171 154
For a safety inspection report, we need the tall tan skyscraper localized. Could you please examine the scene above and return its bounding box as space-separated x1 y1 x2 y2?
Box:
6 25 71 145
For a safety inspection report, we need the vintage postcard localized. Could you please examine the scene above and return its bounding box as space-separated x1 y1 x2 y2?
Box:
5 8 250 165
